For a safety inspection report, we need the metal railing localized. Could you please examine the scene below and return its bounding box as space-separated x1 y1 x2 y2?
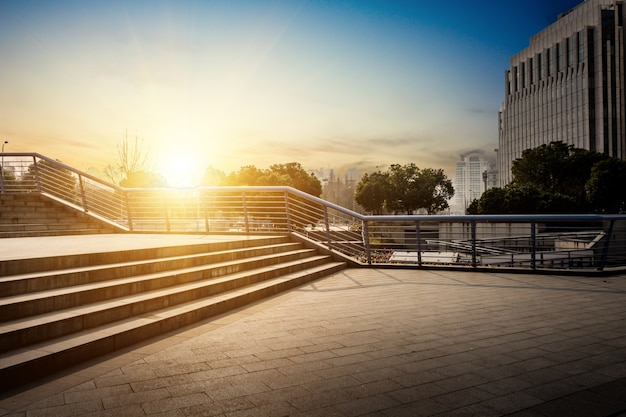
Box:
2 153 626 272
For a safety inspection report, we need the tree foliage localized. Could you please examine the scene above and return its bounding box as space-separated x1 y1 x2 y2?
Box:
22 159 78 200
469 141 626 214
221 162 322 196
354 171 389 215
354 164 454 215
105 133 152 186
119 170 167 188
586 158 626 213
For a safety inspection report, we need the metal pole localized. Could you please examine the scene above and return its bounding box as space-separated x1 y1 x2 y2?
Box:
471 221 477 267
530 222 536 269
363 220 372 265
416 220 422 266
1 141 7 193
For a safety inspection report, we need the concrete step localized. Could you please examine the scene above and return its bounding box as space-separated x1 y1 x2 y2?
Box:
0 235 346 391
0 260 345 391
0 193 117 237
0 235 291 276
0 229 117 239
0 242 302 296
0 254 333 352
0 248 319 321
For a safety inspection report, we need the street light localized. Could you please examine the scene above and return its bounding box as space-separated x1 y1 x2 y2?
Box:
1 141 7 153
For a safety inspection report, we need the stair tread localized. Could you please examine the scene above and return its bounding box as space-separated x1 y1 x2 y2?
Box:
0 254 332 334
0 248 317 306
0 261 345 368
0 242 301 284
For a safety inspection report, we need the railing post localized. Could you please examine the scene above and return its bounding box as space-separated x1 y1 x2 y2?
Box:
242 191 249 233
284 191 292 233
363 220 372 265
471 220 477 268
530 221 536 269
78 175 88 212
598 219 615 271
323 206 332 250
33 157 42 193
163 190 170 232
203 191 210 233
415 220 422 266
125 190 134 232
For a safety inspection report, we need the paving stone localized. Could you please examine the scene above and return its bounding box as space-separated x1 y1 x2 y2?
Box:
2 265 626 417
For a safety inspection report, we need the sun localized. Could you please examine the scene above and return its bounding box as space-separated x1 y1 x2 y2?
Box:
159 153 202 188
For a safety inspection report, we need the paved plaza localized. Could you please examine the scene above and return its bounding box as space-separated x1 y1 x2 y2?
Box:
2 248 626 415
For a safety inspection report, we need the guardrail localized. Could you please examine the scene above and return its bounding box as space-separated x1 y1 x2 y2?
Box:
2 153 625 272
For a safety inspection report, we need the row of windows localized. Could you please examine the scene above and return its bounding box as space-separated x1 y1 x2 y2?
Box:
508 31 585 93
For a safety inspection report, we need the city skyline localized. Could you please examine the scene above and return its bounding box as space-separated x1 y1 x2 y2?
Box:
0 0 582 186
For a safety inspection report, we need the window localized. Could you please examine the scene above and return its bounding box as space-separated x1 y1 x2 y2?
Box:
578 31 584 62
547 48 553 76
567 37 574 67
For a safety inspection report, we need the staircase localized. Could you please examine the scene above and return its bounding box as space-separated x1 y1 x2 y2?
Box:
0 193 116 238
0 235 346 391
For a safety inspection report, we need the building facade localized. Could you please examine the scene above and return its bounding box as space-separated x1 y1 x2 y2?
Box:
498 0 626 185
451 151 497 214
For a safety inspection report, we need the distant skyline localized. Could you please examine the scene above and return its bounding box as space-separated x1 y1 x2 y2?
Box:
0 0 583 186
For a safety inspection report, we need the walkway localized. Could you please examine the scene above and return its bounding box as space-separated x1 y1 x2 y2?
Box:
1 235 626 416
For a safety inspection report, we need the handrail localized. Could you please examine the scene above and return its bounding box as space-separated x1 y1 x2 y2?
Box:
2 152 626 272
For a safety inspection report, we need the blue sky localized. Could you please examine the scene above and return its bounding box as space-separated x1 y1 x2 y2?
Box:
0 0 583 185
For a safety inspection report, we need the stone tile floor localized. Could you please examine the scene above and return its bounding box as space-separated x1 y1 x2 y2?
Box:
2 266 626 416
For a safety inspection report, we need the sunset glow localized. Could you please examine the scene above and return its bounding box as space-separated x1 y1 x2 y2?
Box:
0 0 583 183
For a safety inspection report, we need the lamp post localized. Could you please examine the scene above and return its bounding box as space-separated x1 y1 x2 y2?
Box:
0 141 7 193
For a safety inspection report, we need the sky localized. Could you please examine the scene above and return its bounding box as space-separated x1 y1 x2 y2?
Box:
0 0 583 186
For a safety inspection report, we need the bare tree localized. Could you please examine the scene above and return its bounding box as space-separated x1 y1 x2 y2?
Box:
104 132 151 185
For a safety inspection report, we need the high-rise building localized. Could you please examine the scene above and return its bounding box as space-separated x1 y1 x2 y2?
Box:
451 151 497 214
498 0 626 185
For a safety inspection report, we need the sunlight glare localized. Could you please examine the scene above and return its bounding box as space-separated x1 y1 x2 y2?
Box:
159 153 202 188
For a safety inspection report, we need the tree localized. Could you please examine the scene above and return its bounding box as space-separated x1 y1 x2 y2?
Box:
221 163 322 196
119 170 167 188
354 164 454 215
22 159 77 200
105 133 151 186
469 141 620 214
354 171 389 215
268 163 322 197
586 158 626 213
511 141 607 208
414 168 455 214
201 166 226 186
0 165 17 192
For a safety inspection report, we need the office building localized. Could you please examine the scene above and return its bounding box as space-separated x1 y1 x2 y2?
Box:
498 0 626 185
451 151 497 214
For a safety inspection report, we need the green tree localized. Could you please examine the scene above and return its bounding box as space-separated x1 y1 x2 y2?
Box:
354 164 454 215
201 166 226 186
119 170 167 188
22 159 78 200
469 141 616 214
511 141 607 208
0 166 17 192
415 168 455 214
586 158 626 213
354 171 389 215
268 163 322 197
222 165 265 186
221 163 322 196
